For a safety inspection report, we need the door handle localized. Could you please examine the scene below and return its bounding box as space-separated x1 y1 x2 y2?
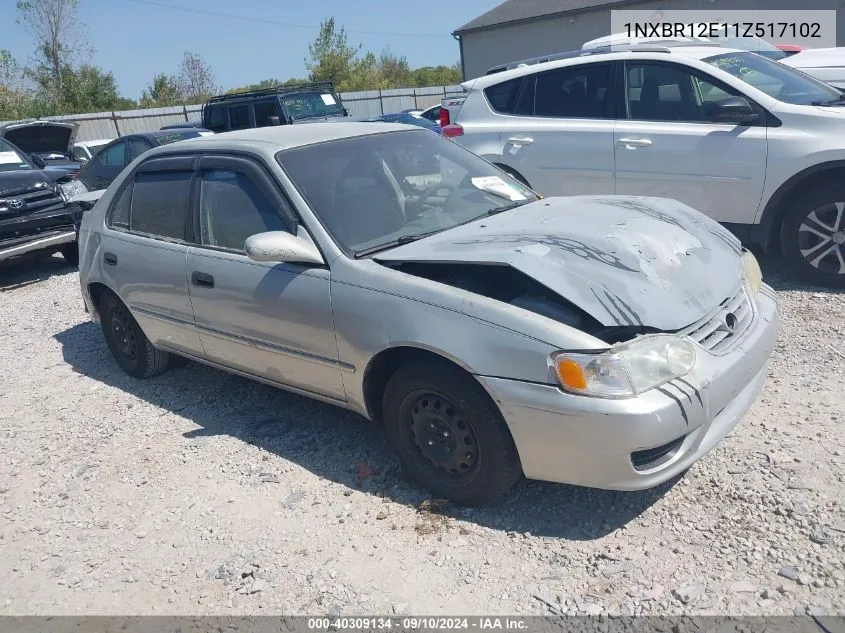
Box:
617 137 653 148
507 136 534 145
103 252 117 266
191 271 214 288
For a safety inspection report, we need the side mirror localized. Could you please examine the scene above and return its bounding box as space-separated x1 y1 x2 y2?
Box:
267 115 281 126
710 96 760 125
30 155 47 169
244 227 324 266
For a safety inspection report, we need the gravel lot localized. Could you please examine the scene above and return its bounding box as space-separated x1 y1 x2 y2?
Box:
0 251 842 617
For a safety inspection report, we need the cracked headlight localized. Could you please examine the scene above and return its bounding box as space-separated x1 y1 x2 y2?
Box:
552 335 696 399
740 250 762 297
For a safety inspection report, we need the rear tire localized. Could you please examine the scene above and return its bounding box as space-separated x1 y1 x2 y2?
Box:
382 359 522 505
780 183 845 288
59 242 79 266
99 291 169 378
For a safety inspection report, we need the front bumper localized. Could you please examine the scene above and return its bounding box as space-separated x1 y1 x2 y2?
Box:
479 284 779 490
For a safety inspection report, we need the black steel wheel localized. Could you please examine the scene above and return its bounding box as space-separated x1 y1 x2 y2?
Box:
99 291 170 378
383 359 521 505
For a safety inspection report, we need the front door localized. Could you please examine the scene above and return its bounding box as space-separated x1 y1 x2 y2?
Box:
497 62 617 196
613 61 768 224
185 155 345 401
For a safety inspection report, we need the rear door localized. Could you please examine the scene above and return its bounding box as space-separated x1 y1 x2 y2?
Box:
185 154 345 400
613 60 768 224
100 155 205 356
494 62 617 196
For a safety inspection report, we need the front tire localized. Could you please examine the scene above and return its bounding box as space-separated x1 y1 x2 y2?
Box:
99 291 170 378
59 242 79 266
382 360 522 505
781 183 845 288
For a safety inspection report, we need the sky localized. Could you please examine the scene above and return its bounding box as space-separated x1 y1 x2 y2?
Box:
1 0 497 99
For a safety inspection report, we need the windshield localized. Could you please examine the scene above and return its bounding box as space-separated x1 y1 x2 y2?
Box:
0 138 32 173
281 91 345 120
705 51 841 105
153 131 206 146
277 129 538 256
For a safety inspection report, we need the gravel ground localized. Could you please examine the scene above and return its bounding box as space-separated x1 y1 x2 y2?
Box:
0 251 842 617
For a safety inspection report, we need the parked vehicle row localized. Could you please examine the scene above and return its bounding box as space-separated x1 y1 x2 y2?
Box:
440 42 845 288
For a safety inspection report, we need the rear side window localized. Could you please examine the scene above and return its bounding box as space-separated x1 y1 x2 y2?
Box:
207 105 228 132
129 171 192 240
484 78 524 114
534 63 612 119
254 101 279 127
229 105 251 130
109 183 132 229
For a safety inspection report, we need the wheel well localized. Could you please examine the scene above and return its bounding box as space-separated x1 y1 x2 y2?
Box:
758 165 845 252
87 282 112 320
493 163 531 188
362 347 472 422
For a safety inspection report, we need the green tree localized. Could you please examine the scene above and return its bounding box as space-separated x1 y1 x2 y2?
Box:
61 64 135 113
306 17 359 88
412 63 462 87
16 0 90 110
377 48 412 89
176 51 218 103
140 73 184 107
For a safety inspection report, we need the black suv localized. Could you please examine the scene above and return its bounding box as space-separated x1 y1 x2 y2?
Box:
202 82 348 132
0 136 85 266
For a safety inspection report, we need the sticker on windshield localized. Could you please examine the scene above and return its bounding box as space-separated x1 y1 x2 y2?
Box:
471 176 527 201
320 94 336 105
0 151 22 165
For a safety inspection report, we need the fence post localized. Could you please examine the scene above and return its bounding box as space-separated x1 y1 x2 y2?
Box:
378 89 384 115
183 105 189 122
111 112 121 137
413 88 418 109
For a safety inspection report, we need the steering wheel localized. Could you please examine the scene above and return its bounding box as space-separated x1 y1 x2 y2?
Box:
406 183 456 218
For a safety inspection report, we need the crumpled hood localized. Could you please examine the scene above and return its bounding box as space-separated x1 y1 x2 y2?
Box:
376 196 744 331
0 170 52 196
0 121 78 156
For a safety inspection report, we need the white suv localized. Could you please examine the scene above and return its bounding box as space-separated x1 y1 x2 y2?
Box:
444 44 845 287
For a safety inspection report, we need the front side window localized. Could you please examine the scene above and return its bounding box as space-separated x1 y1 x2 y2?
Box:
704 51 840 105
0 138 32 172
128 138 153 161
534 63 612 119
198 169 287 251
626 63 743 122
277 129 538 256
129 171 191 240
99 141 128 167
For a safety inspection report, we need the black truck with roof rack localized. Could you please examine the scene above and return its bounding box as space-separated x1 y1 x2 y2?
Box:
201 82 348 133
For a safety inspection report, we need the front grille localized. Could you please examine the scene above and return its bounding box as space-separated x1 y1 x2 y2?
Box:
0 185 64 214
631 435 686 471
683 285 754 354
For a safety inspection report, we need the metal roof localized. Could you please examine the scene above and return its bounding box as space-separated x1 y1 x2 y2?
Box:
454 0 634 34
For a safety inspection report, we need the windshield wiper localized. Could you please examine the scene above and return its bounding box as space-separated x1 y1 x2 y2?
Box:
354 230 441 258
487 199 529 216
811 95 845 106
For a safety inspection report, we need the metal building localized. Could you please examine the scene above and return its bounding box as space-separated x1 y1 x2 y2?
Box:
454 0 845 81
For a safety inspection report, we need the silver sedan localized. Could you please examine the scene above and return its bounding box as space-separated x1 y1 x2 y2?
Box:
77 123 778 505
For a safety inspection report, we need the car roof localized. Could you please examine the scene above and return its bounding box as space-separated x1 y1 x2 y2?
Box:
468 45 741 89
145 122 414 155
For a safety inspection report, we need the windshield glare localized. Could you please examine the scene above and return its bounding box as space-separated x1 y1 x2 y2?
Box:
277 130 538 255
705 51 840 105
0 138 32 173
282 92 344 120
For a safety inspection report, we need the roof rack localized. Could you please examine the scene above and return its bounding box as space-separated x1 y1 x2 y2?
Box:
207 81 336 104
484 40 719 74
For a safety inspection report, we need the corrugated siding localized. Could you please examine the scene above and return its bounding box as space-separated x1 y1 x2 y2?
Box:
0 85 464 142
